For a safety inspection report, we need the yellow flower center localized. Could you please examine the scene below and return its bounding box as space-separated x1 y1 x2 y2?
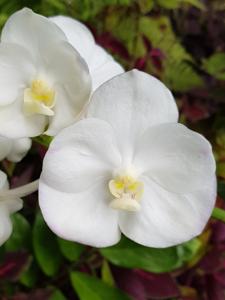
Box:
23 79 55 116
109 175 144 212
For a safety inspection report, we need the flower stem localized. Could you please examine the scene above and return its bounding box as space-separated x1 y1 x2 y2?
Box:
0 180 39 199
212 207 225 223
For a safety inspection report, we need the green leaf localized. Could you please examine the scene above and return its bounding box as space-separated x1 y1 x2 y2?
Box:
139 16 203 91
156 0 181 9
49 289 67 300
57 238 84 262
5 213 31 252
156 0 205 9
101 260 115 287
176 238 202 264
203 53 225 80
33 212 62 276
33 134 53 147
138 0 154 13
183 0 205 9
20 260 39 288
100 237 180 273
217 161 225 180
70 271 131 300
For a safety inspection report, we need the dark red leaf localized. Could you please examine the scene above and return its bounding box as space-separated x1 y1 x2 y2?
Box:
112 267 180 300
96 32 130 60
205 274 225 300
10 289 52 300
0 252 30 281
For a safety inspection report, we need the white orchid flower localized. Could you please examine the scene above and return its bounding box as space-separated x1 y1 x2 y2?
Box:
0 171 23 246
50 16 124 91
39 70 216 248
0 137 31 162
0 8 91 138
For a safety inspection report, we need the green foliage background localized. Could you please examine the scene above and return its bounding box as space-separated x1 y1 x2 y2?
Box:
0 0 225 299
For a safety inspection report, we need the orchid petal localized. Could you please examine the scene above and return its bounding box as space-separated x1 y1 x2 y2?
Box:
39 180 120 247
0 137 31 162
87 70 178 158
42 41 91 135
51 16 124 91
41 118 122 193
1 8 66 59
50 16 95 66
133 123 216 194
119 176 216 247
0 98 47 139
0 137 11 161
0 43 35 106
0 171 23 246
7 138 31 162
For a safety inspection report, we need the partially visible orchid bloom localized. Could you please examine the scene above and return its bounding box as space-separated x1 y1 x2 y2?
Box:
50 16 124 91
0 170 22 246
0 8 91 138
0 137 31 162
39 70 216 248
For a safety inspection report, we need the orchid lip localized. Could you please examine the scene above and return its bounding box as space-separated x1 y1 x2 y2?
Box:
108 172 144 212
23 79 55 116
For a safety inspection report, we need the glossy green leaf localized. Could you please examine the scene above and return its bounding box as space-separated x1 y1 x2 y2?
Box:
5 213 31 252
203 53 225 80
57 238 84 262
100 237 180 273
70 271 131 300
33 212 62 276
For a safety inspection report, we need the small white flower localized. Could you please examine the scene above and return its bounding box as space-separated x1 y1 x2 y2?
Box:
50 16 124 91
0 8 91 138
0 171 22 246
0 137 31 162
39 70 216 248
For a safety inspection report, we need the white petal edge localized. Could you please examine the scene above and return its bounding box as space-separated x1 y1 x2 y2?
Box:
119 176 216 248
133 123 216 194
39 180 121 247
0 170 23 246
0 97 47 139
0 137 12 161
87 70 178 159
50 15 95 66
7 138 32 162
50 16 124 92
0 205 13 246
1 8 67 58
91 59 124 91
